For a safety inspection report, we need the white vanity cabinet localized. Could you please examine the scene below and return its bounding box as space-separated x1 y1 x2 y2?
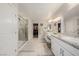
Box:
50 35 79 56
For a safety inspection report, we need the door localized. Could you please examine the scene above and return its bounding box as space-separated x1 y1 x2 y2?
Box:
58 23 61 33
33 23 38 38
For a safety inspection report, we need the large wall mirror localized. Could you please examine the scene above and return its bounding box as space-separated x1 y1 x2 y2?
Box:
64 17 79 37
18 16 28 49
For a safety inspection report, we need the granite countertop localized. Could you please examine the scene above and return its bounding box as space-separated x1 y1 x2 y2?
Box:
47 32 79 50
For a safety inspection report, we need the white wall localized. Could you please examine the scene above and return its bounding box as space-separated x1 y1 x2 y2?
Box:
63 4 79 37
64 17 79 37
0 4 18 55
28 19 33 40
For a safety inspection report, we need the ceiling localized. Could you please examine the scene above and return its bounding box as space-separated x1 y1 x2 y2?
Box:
18 3 63 22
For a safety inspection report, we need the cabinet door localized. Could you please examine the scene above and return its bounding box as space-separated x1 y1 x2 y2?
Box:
51 37 60 56
51 36 73 56
54 38 73 56
57 38 79 56
59 47 72 56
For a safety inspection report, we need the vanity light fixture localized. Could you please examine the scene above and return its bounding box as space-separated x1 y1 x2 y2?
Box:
48 19 53 23
48 17 62 23
53 17 61 22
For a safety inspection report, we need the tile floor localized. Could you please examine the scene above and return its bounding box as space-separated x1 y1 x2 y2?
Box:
17 38 54 56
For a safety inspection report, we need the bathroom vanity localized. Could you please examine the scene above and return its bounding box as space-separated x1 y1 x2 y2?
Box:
46 18 79 56
45 16 79 56
47 32 79 56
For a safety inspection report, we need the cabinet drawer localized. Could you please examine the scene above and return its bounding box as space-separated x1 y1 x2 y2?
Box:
52 36 79 56
51 37 61 56
57 39 79 56
59 47 72 56
51 36 75 56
